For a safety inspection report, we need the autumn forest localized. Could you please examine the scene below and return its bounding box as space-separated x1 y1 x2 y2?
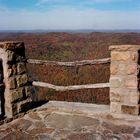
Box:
0 32 140 105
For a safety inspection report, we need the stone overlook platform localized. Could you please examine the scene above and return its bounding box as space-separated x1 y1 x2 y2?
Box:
0 42 140 139
0 101 140 140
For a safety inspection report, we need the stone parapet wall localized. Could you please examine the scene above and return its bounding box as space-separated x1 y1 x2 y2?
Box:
0 42 140 118
109 45 140 115
0 42 32 118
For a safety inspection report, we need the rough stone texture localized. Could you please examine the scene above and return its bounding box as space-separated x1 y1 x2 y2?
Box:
110 90 139 105
28 112 41 120
127 64 137 75
4 103 18 117
4 88 24 103
128 91 139 104
132 51 139 62
33 121 46 128
109 45 140 51
7 50 15 62
0 104 140 140
10 119 32 130
110 64 118 75
7 68 13 77
67 132 97 140
0 42 25 50
1 129 37 140
110 102 121 113
25 86 32 97
27 128 54 135
16 74 28 87
110 77 123 88
17 63 26 74
17 98 31 113
7 77 16 89
0 42 32 118
110 45 140 115
12 65 17 75
110 88 121 102
118 64 126 75
134 128 140 138
45 114 100 130
102 122 135 134
121 105 139 115
111 51 130 61
124 76 137 88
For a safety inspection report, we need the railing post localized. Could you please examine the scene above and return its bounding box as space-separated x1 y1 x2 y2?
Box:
0 42 32 118
109 45 140 116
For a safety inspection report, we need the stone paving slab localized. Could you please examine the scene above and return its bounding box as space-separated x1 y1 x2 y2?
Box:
0 102 140 140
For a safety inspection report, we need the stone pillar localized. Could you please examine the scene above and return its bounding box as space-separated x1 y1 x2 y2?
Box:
0 42 32 118
109 45 140 116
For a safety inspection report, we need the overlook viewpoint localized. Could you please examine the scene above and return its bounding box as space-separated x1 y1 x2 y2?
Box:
0 37 140 140
0 0 140 139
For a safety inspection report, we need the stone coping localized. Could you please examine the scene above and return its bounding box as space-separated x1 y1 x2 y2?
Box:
109 45 140 51
0 41 24 50
0 101 140 127
36 101 140 122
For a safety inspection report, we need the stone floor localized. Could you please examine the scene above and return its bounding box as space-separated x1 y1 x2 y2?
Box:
0 101 140 140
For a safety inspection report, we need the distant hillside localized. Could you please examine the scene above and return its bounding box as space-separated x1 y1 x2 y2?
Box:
0 29 140 33
0 32 140 104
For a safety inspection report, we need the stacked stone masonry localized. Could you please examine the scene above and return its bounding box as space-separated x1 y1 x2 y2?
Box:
0 42 32 118
110 45 140 115
0 42 140 119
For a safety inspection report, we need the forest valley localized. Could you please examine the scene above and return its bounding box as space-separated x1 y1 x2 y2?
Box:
0 32 140 104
